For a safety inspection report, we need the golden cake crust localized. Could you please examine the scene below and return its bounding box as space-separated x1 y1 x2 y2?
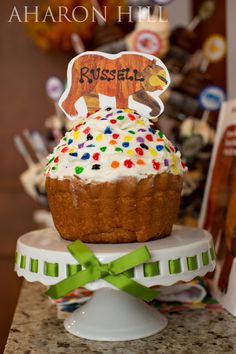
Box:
46 173 183 243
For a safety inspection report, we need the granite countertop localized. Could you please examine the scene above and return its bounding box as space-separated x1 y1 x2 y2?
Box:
4 281 236 354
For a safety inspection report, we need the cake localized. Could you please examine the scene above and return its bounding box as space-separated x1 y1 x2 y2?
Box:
45 107 187 243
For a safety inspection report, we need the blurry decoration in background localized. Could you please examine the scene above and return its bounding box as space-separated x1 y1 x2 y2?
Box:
14 132 48 207
25 0 127 51
180 116 215 163
89 0 126 53
25 0 93 51
198 85 226 112
157 0 226 226
126 6 170 58
165 76 225 224
46 76 64 102
45 76 82 148
166 60 213 122
203 34 226 65
150 0 174 5
165 0 215 77
179 111 216 219
13 75 82 228
200 99 236 316
188 0 216 31
71 32 86 54
133 29 162 56
165 33 226 124
45 76 67 147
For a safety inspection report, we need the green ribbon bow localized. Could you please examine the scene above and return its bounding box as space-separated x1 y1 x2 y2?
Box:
46 240 158 302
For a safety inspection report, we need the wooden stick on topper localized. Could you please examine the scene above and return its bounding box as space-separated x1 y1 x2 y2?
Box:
59 51 170 121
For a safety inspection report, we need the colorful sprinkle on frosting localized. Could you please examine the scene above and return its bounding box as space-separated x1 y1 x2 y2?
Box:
75 166 84 174
45 108 187 182
111 161 119 168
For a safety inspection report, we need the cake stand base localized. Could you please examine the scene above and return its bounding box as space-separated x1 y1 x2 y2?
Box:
15 226 216 341
64 287 167 341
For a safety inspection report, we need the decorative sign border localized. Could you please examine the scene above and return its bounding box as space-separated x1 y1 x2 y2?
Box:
198 85 226 111
133 30 162 56
203 34 226 63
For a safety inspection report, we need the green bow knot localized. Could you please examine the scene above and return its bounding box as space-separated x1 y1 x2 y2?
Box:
99 263 111 277
46 240 158 302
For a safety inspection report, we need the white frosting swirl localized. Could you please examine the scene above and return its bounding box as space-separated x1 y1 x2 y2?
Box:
45 108 187 182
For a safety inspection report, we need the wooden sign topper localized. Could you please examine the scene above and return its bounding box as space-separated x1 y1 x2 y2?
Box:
59 51 170 120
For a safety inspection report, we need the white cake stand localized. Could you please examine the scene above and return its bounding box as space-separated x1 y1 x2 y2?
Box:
15 225 216 341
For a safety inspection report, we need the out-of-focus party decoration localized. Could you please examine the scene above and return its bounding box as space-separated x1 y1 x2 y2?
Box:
45 76 82 147
133 30 162 56
126 7 169 58
45 76 68 146
14 75 82 228
46 76 64 102
166 0 216 77
14 131 48 207
188 0 215 31
203 34 226 63
156 0 227 226
150 0 174 5
199 85 226 112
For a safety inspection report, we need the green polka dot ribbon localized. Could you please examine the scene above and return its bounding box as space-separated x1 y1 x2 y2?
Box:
46 240 158 302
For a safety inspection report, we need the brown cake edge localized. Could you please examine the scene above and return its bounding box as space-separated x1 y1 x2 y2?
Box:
46 173 183 243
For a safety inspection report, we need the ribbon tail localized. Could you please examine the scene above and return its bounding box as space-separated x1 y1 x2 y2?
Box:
46 268 99 299
68 240 100 268
105 274 158 302
109 246 151 275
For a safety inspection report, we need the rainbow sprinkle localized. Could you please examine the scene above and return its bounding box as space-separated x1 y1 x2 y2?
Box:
45 108 187 180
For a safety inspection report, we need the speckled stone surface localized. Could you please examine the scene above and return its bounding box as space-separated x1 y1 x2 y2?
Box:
4 281 236 354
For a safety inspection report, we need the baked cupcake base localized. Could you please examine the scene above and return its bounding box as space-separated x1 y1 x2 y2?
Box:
46 173 183 243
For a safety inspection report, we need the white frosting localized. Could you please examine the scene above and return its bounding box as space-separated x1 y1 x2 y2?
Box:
45 108 187 183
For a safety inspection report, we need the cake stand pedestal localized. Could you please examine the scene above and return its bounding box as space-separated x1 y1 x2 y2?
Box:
15 225 216 341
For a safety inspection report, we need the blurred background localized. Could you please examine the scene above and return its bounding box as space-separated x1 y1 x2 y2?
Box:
0 0 233 350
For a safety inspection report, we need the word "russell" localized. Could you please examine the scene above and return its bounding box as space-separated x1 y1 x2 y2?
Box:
79 67 144 83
